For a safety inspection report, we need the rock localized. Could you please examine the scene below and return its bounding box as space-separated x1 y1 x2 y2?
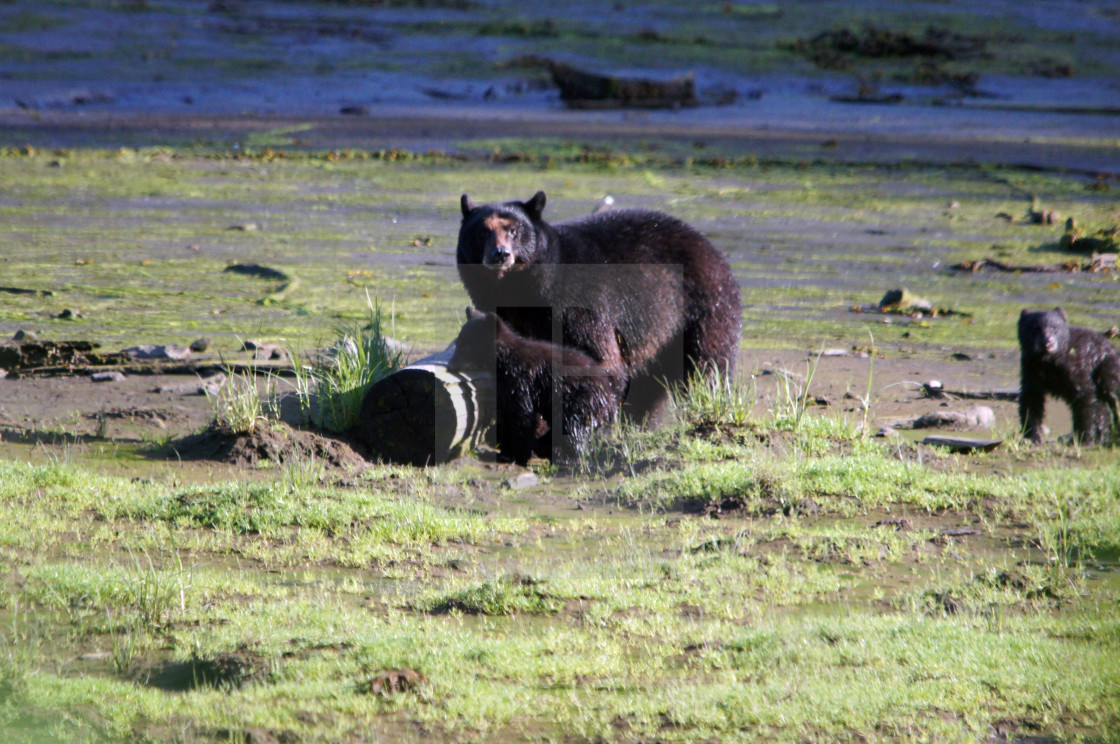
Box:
505 471 539 490
123 344 192 361
820 348 848 357
255 345 286 361
1027 208 1059 225
12 330 37 342
189 337 212 353
78 651 112 661
226 222 260 232
361 669 426 697
239 339 286 360
154 371 226 396
875 426 901 438
878 288 932 312
921 435 1001 453
55 308 83 320
222 264 288 280
91 371 127 383
910 405 995 430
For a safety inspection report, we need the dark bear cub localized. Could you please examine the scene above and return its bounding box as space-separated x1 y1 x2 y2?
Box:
447 307 627 465
1018 307 1120 445
456 191 741 423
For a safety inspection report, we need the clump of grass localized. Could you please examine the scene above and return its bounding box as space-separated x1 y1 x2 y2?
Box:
23 548 190 632
674 367 757 427
292 296 406 433
771 348 825 431
422 574 564 616
205 365 269 435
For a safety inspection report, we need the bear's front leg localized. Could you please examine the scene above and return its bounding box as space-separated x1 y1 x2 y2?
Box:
1018 377 1047 443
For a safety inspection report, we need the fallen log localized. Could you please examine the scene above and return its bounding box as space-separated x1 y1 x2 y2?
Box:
950 255 1116 273
517 56 697 109
355 345 494 466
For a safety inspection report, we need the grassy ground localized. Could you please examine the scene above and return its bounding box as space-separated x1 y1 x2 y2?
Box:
1 142 1119 742
0 393 1118 743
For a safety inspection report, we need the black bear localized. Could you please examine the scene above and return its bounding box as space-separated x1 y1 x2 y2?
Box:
1018 307 1120 445
456 191 741 422
447 307 627 465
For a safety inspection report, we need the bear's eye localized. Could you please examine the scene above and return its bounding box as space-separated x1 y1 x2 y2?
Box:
508 225 519 238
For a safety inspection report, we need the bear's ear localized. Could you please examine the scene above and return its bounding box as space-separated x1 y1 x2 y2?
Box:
524 190 546 220
1054 307 1067 320
465 306 484 321
460 194 475 218
1020 309 1031 319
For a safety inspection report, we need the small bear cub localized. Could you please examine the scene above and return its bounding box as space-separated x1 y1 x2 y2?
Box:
1018 307 1120 445
448 307 627 465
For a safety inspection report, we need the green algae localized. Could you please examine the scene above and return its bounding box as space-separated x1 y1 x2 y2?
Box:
0 144 1116 356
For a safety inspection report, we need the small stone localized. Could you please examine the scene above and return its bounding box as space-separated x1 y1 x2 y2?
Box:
78 651 112 662
362 669 426 697
878 288 932 312
505 471 539 490
12 330 37 342
227 222 260 231
189 337 211 353
55 308 83 319
123 344 192 361
252 344 285 361
91 370 127 383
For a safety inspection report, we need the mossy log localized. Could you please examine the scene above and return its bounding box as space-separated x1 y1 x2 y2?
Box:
356 346 494 466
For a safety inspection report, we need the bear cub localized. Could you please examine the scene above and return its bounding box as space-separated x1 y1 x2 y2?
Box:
447 307 627 465
456 191 741 422
1018 307 1120 445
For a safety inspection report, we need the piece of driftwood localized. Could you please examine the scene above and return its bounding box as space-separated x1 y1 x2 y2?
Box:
356 346 494 466
519 56 697 109
922 383 1019 401
951 256 1116 274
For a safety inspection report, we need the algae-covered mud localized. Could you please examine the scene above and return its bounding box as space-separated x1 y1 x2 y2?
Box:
1 1 1120 743
0 145 1116 353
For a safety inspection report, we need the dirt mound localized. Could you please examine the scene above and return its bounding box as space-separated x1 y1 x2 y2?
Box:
170 421 368 472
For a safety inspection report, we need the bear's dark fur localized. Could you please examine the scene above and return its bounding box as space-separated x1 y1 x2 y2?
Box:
1018 307 1120 445
447 307 627 465
456 191 741 421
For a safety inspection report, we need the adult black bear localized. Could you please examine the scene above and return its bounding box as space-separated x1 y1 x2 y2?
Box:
456 191 741 421
1018 307 1120 445
447 307 626 465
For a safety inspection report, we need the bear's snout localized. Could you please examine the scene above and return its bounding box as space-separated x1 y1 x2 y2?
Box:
488 244 512 265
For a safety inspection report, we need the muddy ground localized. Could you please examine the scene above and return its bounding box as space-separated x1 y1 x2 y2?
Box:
0 341 1028 478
